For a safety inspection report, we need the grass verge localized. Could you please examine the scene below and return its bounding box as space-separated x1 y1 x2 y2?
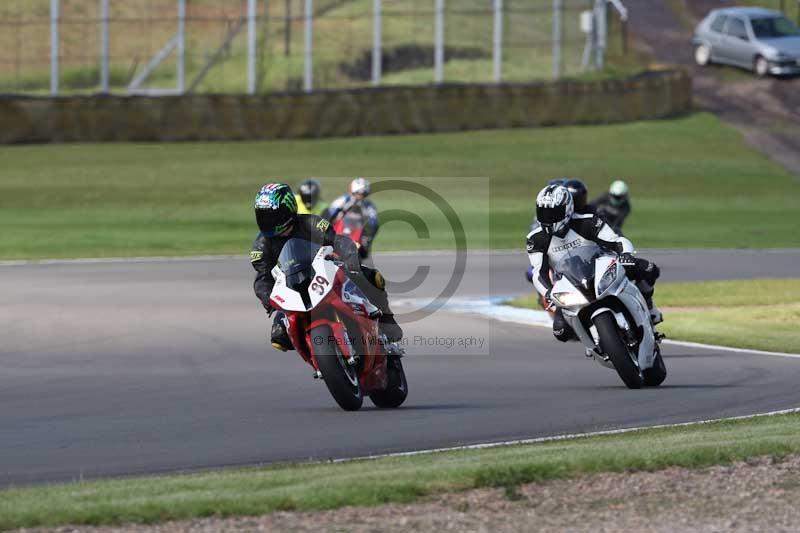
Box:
1 410 799 530
2 113 800 259
507 279 800 353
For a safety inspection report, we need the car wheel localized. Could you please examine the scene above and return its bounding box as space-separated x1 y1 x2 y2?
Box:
694 44 712 66
754 55 770 77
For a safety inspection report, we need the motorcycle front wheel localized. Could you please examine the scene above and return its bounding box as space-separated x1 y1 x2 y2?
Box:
369 356 408 408
643 347 667 387
310 325 364 411
594 312 643 389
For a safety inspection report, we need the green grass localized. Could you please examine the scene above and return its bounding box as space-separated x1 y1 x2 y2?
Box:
656 279 800 353
1 410 799 530
1 113 800 260
655 278 800 308
507 279 800 353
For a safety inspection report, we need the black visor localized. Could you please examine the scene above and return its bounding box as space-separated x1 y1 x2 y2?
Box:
300 190 318 205
537 203 567 225
256 209 294 236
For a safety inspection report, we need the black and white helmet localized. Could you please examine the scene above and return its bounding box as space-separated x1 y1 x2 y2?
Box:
298 178 321 209
536 184 574 236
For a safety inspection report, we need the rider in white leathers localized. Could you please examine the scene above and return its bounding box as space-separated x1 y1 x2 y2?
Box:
526 184 662 342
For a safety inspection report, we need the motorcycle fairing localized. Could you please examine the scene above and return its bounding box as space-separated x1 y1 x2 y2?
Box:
558 252 657 371
270 245 338 312
270 241 389 393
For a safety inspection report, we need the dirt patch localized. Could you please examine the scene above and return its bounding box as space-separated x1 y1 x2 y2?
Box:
339 44 489 81
625 0 800 180
26 455 800 532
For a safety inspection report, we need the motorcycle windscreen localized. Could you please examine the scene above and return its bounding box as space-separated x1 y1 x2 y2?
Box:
551 244 604 300
278 238 322 309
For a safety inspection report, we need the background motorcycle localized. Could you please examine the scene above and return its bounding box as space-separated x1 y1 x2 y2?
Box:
332 205 370 259
549 247 667 389
269 238 407 410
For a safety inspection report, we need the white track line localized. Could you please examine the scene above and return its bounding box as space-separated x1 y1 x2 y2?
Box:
334 406 800 463
407 297 800 359
662 339 800 359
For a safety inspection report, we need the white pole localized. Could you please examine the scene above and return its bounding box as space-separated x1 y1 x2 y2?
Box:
596 0 607 69
553 0 563 80
492 0 502 82
304 0 313 92
100 0 110 92
50 0 59 96
434 0 444 83
247 0 257 94
177 0 186 94
372 0 382 86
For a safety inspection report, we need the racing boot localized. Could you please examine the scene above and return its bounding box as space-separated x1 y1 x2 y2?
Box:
359 267 404 343
270 311 294 352
637 281 663 325
552 308 578 342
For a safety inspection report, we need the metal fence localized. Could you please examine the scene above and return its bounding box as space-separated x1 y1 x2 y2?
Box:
0 0 627 96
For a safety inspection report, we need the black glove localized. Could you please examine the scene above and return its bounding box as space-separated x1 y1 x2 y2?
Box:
345 256 361 274
333 234 362 273
618 252 637 266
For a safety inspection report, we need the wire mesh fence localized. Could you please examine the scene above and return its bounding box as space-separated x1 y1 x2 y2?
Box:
0 0 626 96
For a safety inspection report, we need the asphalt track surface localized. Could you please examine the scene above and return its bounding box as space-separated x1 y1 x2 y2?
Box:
2 249 800 486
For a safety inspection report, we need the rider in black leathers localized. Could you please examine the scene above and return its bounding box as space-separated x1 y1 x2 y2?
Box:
250 183 402 351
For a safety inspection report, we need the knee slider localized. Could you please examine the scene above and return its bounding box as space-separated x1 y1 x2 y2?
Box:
553 327 571 343
372 270 386 290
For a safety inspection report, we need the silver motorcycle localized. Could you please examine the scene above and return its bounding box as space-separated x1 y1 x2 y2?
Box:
549 245 667 389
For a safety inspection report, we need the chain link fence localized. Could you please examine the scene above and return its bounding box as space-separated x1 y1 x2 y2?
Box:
0 0 627 96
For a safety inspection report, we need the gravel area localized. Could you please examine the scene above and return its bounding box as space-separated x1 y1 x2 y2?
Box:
25 455 800 533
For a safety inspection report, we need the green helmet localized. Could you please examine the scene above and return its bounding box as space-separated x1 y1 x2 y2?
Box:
254 183 297 237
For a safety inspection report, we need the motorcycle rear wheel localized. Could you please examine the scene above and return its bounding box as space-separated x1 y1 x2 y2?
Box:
369 356 408 408
594 312 643 389
311 325 364 411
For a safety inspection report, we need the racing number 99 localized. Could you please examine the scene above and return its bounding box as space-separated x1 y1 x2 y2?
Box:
311 275 329 295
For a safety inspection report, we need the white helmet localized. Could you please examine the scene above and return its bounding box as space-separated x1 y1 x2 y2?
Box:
536 184 574 236
349 177 371 197
609 180 629 206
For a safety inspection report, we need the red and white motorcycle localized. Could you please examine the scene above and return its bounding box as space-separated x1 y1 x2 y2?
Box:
269 238 407 411
332 205 370 259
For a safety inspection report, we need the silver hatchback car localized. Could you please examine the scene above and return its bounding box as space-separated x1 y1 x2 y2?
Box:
693 7 800 76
